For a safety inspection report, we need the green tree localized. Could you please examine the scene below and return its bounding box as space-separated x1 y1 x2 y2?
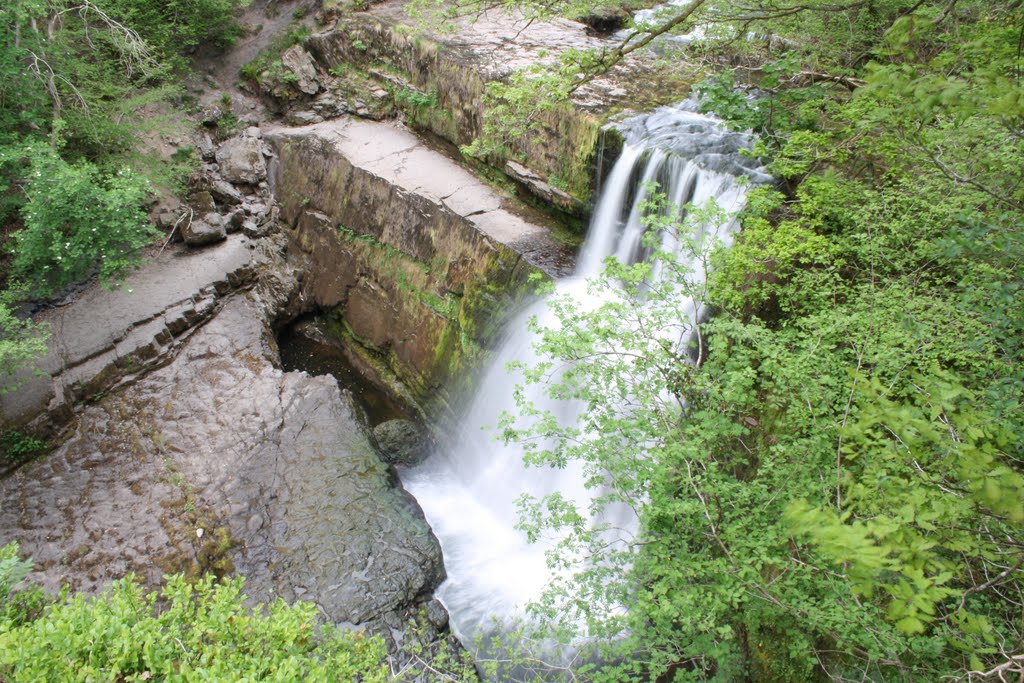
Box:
466 2 1024 677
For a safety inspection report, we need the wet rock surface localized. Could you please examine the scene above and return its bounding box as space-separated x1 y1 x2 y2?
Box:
373 419 430 466
268 117 573 412
0 290 444 630
0 234 257 435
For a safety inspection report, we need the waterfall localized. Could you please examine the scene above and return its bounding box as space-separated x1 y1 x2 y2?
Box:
400 100 767 656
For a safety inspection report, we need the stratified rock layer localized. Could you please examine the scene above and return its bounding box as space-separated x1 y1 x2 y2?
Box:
267 117 574 413
0 289 443 630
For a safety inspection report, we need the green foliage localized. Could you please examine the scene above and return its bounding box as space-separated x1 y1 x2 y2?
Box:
7 145 156 298
0 543 32 603
695 56 826 146
0 543 45 629
0 430 48 461
0 299 49 392
0 569 392 682
100 0 249 66
494 6 1024 678
0 0 246 379
393 86 439 112
462 62 575 159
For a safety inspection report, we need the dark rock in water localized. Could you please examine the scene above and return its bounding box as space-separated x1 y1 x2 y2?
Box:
425 598 449 630
373 419 430 466
578 10 626 34
181 215 227 246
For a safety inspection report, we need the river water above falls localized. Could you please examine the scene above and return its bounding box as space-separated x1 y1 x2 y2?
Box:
400 100 768 662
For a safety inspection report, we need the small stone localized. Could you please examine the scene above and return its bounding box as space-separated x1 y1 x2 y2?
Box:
244 201 266 217
224 209 246 234
241 219 265 238
156 212 179 230
286 110 324 126
196 133 216 160
247 514 263 534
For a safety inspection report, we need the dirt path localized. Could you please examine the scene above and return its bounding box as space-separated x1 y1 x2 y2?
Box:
193 0 319 120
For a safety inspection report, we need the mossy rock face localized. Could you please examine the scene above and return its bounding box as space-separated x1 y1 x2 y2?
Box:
268 122 558 417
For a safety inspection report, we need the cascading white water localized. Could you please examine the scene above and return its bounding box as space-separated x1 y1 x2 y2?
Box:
401 100 768 653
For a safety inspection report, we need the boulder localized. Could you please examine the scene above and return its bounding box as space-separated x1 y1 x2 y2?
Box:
156 211 180 230
281 45 321 96
286 111 324 126
181 215 227 246
190 190 217 214
241 219 266 238
224 209 246 234
200 105 223 126
215 135 267 185
209 178 243 206
372 419 430 466
196 133 216 160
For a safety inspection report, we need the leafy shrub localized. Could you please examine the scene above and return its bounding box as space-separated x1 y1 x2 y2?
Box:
0 430 48 460
0 569 392 682
0 543 45 629
100 0 249 65
0 543 32 603
394 86 438 111
8 145 156 298
0 301 48 392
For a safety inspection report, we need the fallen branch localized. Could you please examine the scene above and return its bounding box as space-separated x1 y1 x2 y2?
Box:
158 207 193 257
